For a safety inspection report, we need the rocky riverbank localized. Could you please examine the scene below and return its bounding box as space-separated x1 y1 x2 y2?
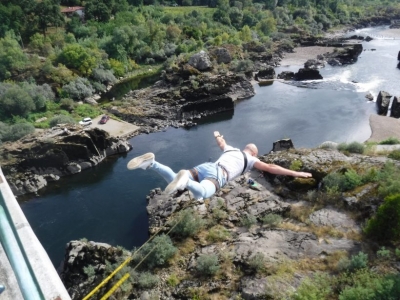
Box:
0 124 131 196
59 147 400 299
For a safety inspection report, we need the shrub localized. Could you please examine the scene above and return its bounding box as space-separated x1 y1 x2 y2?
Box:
49 115 76 127
377 162 400 197
376 246 391 260
338 269 400 300
292 273 332 300
74 104 102 119
59 98 77 112
248 252 266 273
261 213 283 227
211 207 228 222
170 208 206 238
343 169 362 190
336 257 351 272
138 234 177 269
166 273 180 287
361 168 378 183
379 137 400 145
338 142 365 154
348 252 368 271
92 68 117 84
137 272 159 289
388 150 400 161
365 194 400 241
207 225 231 242
62 77 94 100
196 254 220 276
240 213 257 228
322 172 346 191
83 265 96 278
395 248 400 259
290 160 303 171
0 122 35 142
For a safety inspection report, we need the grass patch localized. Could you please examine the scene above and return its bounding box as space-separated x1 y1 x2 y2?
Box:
163 6 215 15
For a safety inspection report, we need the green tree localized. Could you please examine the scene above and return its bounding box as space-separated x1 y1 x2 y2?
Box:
365 194 400 242
85 0 112 22
0 86 35 117
0 32 28 80
34 0 65 36
57 44 97 75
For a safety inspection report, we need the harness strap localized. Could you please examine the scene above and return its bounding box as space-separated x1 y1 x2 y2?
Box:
223 149 248 175
189 168 199 182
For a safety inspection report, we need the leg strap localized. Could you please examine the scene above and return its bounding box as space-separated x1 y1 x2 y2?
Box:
189 168 200 182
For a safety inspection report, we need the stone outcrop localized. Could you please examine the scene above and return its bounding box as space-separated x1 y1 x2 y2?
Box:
294 68 323 80
0 124 132 195
391 96 400 118
277 71 295 80
59 147 395 300
324 44 363 66
376 90 392 115
255 66 275 81
112 73 255 134
188 50 213 71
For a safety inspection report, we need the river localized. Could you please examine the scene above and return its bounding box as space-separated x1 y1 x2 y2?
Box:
20 26 400 267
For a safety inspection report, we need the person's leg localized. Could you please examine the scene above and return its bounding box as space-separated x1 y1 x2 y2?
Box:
149 161 177 183
186 179 216 200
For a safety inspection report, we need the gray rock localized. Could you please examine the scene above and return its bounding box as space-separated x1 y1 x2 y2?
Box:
214 47 232 64
188 50 213 71
309 208 358 230
376 90 391 115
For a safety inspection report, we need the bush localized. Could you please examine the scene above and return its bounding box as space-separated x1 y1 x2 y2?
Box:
261 213 283 227
137 272 159 289
211 207 228 222
376 246 391 260
388 150 400 161
348 252 368 271
377 162 400 197
138 234 177 269
0 122 35 142
170 208 206 238
338 269 400 300
338 142 365 154
322 172 346 191
59 98 77 112
290 159 303 171
196 254 220 276
343 169 362 190
62 77 94 100
207 225 231 242
92 68 117 84
240 213 257 228
379 137 400 145
365 194 400 241
166 273 180 287
83 265 96 278
49 115 76 127
74 104 102 119
248 252 266 273
292 273 332 300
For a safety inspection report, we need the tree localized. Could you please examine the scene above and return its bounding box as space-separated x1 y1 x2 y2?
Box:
57 44 97 76
0 32 28 80
0 86 35 117
85 0 112 22
34 0 65 36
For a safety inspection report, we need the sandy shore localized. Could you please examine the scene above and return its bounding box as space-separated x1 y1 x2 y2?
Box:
279 46 336 66
373 27 400 38
367 114 400 142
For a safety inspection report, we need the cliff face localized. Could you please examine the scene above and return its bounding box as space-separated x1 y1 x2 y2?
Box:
59 148 398 300
0 124 132 195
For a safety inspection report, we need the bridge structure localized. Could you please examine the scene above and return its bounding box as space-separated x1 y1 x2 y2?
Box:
0 167 71 300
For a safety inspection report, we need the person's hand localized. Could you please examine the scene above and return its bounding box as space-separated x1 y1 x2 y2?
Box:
214 131 223 138
296 172 312 178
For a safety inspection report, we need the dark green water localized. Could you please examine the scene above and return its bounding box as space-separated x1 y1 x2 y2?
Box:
20 26 399 267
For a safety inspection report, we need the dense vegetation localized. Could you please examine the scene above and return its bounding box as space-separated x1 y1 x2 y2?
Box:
1 0 400 144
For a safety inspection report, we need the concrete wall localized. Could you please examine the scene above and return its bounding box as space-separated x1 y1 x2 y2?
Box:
0 168 71 300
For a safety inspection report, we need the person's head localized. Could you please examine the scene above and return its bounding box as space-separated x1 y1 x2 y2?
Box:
243 143 258 157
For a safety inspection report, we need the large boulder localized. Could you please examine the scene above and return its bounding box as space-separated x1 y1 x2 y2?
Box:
255 66 275 81
324 44 363 65
376 90 392 115
188 50 213 71
211 47 232 64
304 59 325 69
391 96 400 118
294 68 323 80
277 71 295 80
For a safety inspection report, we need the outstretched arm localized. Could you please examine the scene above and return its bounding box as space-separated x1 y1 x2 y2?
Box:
214 131 226 151
254 160 312 178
